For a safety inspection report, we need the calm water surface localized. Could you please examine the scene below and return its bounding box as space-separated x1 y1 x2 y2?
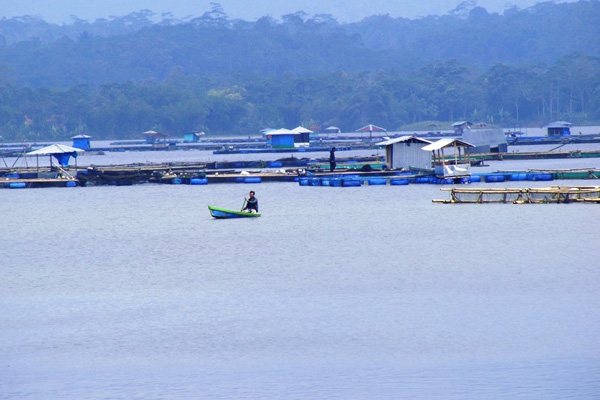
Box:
1 174 600 398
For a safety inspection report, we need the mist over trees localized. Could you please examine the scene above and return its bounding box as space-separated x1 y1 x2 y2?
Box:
0 1 599 141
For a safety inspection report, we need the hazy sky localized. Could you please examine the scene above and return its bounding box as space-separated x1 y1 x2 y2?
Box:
0 0 573 23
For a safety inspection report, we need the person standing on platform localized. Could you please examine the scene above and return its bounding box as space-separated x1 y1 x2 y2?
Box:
329 147 337 172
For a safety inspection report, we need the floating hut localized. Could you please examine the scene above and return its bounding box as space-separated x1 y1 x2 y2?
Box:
452 121 473 134
324 126 341 134
71 134 91 150
290 126 312 147
422 138 474 178
143 130 168 147
267 128 297 149
547 121 572 137
377 136 432 170
183 131 205 143
462 128 507 153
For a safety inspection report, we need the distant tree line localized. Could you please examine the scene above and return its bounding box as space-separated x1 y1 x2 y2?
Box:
1 54 598 141
0 1 599 141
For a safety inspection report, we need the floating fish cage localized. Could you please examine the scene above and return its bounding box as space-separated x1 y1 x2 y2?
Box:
433 186 600 204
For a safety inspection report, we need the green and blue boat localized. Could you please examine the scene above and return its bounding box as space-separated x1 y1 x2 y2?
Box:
208 205 261 219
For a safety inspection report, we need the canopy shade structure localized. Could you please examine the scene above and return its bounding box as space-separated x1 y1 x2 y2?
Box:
290 126 313 134
421 138 474 152
376 135 432 146
356 124 387 132
267 128 295 136
27 143 84 167
422 138 474 178
27 143 84 156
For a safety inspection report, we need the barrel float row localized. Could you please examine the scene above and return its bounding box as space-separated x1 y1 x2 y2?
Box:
2 180 79 189
168 176 262 184
235 177 262 184
298 176 469 186
472 172 554 183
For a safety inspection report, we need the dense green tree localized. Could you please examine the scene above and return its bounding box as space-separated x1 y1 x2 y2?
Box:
0 2 600 141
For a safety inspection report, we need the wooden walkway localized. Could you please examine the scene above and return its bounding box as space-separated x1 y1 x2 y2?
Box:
433 186 600 204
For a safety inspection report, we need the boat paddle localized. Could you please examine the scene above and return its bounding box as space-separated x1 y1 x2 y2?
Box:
241 198 247 212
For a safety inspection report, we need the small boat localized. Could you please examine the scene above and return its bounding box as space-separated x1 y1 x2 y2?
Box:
208 205 261 219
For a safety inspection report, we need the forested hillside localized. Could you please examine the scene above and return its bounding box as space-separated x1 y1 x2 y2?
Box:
0 1 599 141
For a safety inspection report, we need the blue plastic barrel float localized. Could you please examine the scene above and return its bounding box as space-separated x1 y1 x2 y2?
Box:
190 178 208 185
341 179 361 187
460 177 471 184
244 177 262 184
470 175 482 182
528 173 553 181
65 181 77 187
172 177 182 184
416 176 434 184
309 178 321 186
321 179 331 186
510 172 528 181
299 178 309 186
368 178 387 185
331 179 342 187
485 174 505 183
390 178 409 185
8 182 26 189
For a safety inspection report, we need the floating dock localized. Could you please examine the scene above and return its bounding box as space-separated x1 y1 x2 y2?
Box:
1 177 79 188
433 186 600 204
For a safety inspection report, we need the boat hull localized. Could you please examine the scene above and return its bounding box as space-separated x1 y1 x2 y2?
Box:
208 205 261 219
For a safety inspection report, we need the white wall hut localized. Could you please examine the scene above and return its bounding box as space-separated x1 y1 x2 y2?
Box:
290 126 312 147
421 138 474 178
377 136 433 170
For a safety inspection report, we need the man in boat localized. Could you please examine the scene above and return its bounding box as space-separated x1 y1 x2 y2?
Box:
329 147 336 172
243 191 259 213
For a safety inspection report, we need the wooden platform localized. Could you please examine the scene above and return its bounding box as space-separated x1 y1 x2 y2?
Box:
433 186 600 204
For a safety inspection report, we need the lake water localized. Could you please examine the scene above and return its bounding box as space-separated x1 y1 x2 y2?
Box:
1 168 600 398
